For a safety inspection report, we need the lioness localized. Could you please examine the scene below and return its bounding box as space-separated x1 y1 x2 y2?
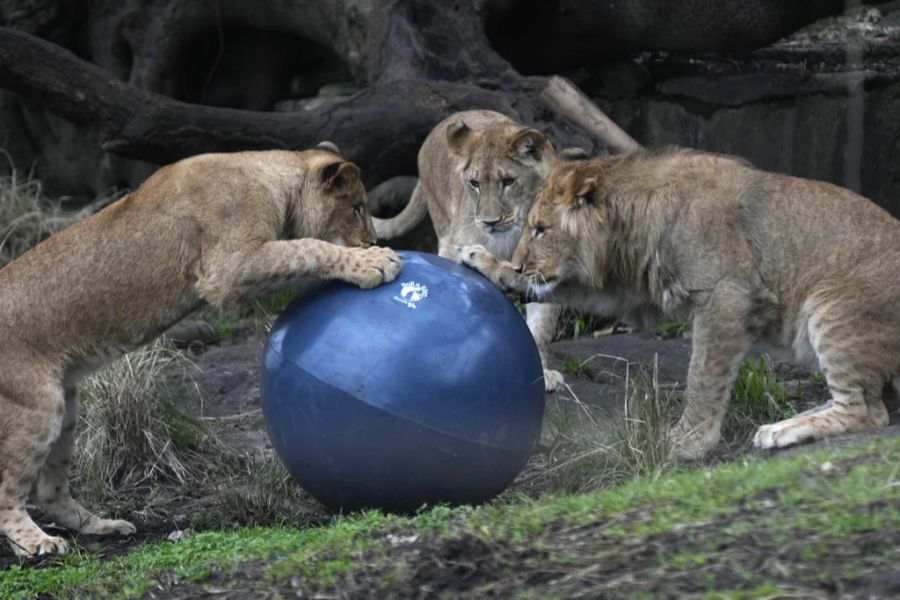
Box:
457 147 900 459
373 110 571 391
0 145 401 556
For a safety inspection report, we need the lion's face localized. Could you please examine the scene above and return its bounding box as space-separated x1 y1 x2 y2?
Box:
446 121 553 240
302 151 376 248
510 161 609 294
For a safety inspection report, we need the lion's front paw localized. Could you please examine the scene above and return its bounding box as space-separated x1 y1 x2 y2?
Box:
454 244 522 291
670 419 718 461
450 244 490 268
342 246 402 289
79 517 137 536
543 368 565 392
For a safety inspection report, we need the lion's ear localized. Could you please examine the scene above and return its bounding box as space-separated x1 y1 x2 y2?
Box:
508 128 549 161
315 141 342 156
572 164 606 208
446 121 474 156
320 161 361 190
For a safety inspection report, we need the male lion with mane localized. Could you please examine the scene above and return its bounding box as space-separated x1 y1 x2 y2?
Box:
458 147 900 459
0 144 400 556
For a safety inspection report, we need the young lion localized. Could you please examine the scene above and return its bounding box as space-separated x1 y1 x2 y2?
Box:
0 145 401 556
373 109 573 391
457 148 900 459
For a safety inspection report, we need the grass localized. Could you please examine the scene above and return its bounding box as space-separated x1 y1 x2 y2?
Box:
194 287 299 337
556 308 610 340
75 340 321 530
0 168 109 267
525 362 676 494
656 319 689 337
560 355 590 377
189 453 324 530
725 355 796 440
537 352 805 496
3 434 897 598
75 340 209 498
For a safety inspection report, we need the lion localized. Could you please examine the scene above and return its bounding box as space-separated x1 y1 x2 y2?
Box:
456 147 900 459
373 109 583 391
0 144 401 556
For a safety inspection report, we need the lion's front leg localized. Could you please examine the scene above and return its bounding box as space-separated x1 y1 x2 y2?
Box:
453 244 527 293
671 282 754 460
198 239 402 305
526 302 565 392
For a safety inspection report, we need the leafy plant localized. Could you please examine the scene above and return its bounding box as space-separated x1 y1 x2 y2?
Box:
725 355 795 438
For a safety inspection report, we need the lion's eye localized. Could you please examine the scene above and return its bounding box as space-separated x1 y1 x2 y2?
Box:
468 179 480 189
501 177 516 188
532 224 546 238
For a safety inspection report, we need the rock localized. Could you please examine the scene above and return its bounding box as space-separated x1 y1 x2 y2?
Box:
164 320 219 349
591 10 900 218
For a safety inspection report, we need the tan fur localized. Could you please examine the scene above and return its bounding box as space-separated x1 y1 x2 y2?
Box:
458 147 900 458
0 148 401 555
373 110 567 391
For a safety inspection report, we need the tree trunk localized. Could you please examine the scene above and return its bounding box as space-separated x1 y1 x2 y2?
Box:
0 0 842 194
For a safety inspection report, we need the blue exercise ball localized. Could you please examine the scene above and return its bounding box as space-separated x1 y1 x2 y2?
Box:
260 251 544 512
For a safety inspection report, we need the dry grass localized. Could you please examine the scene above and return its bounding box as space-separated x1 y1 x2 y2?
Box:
0 168 108 267
73 339 323 527
517 358 677 495
192 451 326 529
74 340 209 498
518 353 803 495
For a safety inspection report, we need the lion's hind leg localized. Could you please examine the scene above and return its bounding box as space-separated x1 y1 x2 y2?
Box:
753 295 896 450
0 370 69 556
33 387 136 537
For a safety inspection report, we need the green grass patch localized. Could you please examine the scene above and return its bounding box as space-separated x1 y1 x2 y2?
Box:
656 319 689 337
9 431 898 598
556 308 609 340
560 355 589 377
196 287 300 338
725 355 795 438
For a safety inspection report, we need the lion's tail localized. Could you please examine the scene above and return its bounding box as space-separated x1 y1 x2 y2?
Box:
371 180 427 240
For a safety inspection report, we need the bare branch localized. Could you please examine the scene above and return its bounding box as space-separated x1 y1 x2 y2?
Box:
541 76 641 153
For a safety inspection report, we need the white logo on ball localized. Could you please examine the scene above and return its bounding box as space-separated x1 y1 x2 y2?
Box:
394 281 429 309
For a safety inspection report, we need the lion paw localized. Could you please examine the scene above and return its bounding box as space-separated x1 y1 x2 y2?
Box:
453 244 522 292
669 419 718 461
79 517 137 536
453 244 491 269
9 531 69 557
753 418 815 450
341 246 402 289
543 368 565 392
